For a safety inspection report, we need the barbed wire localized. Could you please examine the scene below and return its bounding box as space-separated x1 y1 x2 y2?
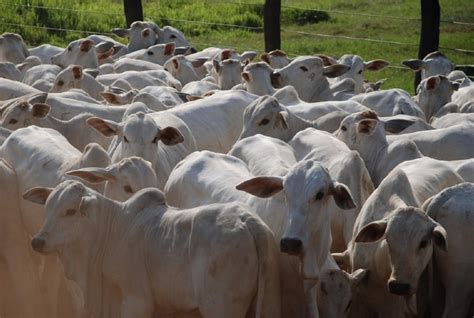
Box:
149 16 263 30
0 21 116 36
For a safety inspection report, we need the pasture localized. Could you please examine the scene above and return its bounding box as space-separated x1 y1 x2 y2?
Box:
0 0 472 93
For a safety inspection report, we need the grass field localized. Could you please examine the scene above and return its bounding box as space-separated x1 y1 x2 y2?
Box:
0 0 473 93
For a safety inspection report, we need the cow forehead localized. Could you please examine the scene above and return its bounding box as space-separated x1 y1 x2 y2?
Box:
386 208 433 242
123 114 158 137
283 161 332 194
46 180 85 209
339 54 363 66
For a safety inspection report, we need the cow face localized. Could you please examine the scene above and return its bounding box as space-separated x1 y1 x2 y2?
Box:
0 101 50 130
51 39 98 69
87 112 184 168
317 268 367 318
271 56 350 101
163 55 204 85
335 110 381 149
402 51 454 80
260 49 292 69
236 160 355 279
140 42 175 65
242 62 275 96
50 65 84 93
239 95 290 141
416 75 460 121
67 156 157 202
355 207 447 296
335 55 389 94
24 180 97 254
214 59 243 90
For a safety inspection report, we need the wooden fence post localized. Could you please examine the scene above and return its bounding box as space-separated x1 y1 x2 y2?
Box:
415 0 440 88
123 0 144 27
264 0 281 52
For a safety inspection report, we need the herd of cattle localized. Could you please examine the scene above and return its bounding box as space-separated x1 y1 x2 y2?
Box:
0 20 473 318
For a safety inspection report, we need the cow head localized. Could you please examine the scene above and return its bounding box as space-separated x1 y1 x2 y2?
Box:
0 100 50 130
51 39 99 69
24 180 98 254
242 62 275 96
402 51 454 80
67 156 157 202
416 75 460 121
355 207 447 296
236 160 355 279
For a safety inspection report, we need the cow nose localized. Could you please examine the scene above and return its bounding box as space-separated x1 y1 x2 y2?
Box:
388 280 411 295
31 237 45 252
271 72 282 88
280 237 303 256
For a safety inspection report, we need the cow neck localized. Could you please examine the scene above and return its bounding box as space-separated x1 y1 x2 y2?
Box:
284 108 318 142
419 92 452 122
358 129 389 182
308 78 332 102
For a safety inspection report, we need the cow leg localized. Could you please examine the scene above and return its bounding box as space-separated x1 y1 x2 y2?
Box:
304 280 320 318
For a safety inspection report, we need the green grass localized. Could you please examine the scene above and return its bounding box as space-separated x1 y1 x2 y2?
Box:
0 0 472 93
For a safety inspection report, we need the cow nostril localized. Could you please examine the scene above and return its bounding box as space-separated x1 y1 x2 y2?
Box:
280 237 303 256
31 237 45 251
388 281 411 296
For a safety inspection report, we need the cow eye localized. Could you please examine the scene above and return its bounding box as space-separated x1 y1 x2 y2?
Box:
123 136 129 143
314 191 324 201
147 51 154 56
341 125 347 131
123 185 133 194
300 66 308 71
152 136 159 143
358 69 363 74
419 240 428 249
170 34 177 39
8 118 18 125
67 46 72 52
65 209 76 216
258 118 270 126
57 80 65 86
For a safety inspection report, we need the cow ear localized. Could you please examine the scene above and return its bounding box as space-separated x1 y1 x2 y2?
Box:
164 42 176 55
350 268 369 286
159 127 184 145
141 28 151 38
240 51 257 62
31 103 50 118
23 187 53 205
213 59 221 73
323 64 351 78
316 54 337 66
330 181 356 210
274 111 289 129
67 167 116 184
111 28 130 38
78 194 97 216
364 59 390 71
402 59 424 71
357 119 378 135
260 52 271 64
191 58 207 68
433 225 448 251
172 58 179 69
426 76 438 90
242 72 251 82
236 176 284 198
80 39 94 53
86 117 120 137
72 65 83 80
355 220 388 243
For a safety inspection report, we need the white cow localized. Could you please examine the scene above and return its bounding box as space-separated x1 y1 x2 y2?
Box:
271 56 353 102
431 112 474 129
118 42 175 65
242 62 276 96
0 126 111 318
422 182 474 317
347 157 463 317
96 69 181 91
165 149 356 317
163 54 208 85
67 156 157 201
0 61 22 81
22 64 62 92
214 58 245 90
328 54 389 94
0 32 29 64
112 57 165 73
402 51 454 80
51 38 99 69
87 111 197 189
260 49 292 69
27 182 280 318
111 21 160 54
0 101 111 151
0 78 41 100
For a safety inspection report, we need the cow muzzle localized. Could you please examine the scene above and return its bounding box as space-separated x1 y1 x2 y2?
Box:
31 237 46 252
271 72 282 88
280 237 303 256
388 280 411 296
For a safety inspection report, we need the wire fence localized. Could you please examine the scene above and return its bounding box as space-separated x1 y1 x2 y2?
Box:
1 0 473 70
